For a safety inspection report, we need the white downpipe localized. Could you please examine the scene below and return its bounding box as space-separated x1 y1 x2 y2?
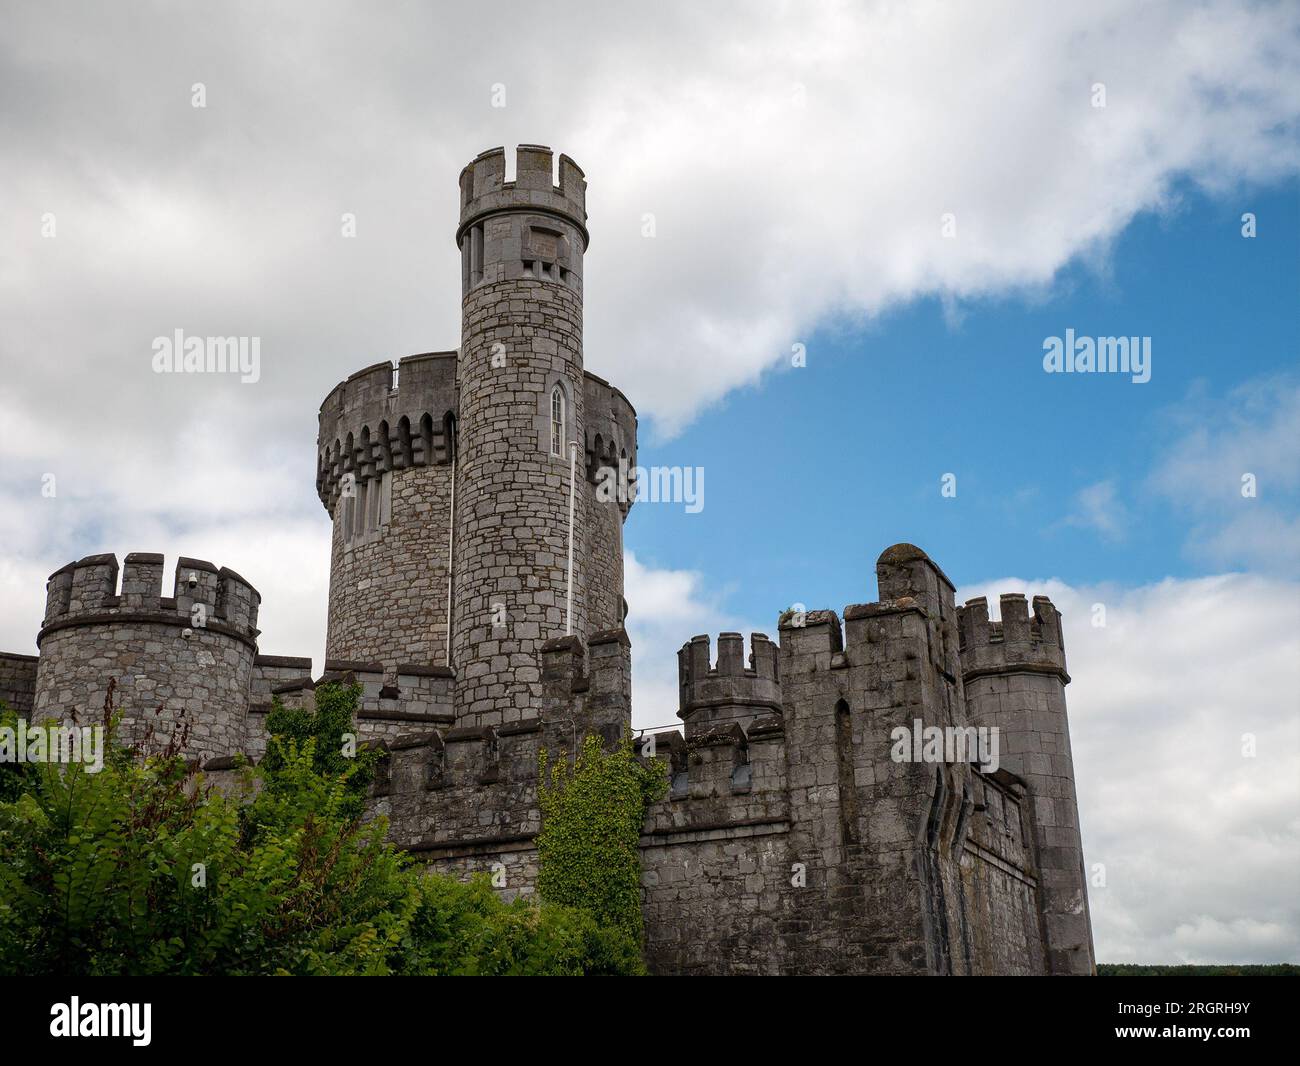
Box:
566 440 578 635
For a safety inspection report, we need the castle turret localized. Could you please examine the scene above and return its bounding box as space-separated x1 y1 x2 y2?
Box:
957 593 1096 975
33 553 260 761
318 352 458 668
452 145 594 725
677 632 781 737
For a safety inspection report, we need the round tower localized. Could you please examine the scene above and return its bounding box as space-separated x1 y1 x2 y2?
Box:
957 593 1096 976
317 352 459 666
452 145 593 724
32 552 259 762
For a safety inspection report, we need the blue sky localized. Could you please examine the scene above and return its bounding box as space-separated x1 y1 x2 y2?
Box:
628 179 1299 614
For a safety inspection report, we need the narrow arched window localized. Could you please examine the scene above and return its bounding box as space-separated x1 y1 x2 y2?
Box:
550 385 565 458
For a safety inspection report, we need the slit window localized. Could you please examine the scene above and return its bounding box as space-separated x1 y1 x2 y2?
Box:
550 386 565 458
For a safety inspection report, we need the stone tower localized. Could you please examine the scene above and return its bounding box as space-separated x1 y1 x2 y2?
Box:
957 594 1096 975
32 552 260 762
317 146 636 723
318 352 458 667
452 145 593 724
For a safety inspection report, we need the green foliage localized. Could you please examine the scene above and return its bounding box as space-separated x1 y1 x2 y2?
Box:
399 874 640 976
536 734 667 971
261 682 380 820
0 706 30 804
0 686 648 976
1098 963 1300 976
0 728 411 975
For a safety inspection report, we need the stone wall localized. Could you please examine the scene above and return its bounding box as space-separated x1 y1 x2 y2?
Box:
0 651 38 718
359 545 1089 975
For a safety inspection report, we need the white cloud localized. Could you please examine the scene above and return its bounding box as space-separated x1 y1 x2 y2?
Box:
959 571 1300 965
1065 480 1128 541
623 550 767 733
1150 375 1300 573
1 1 1298 450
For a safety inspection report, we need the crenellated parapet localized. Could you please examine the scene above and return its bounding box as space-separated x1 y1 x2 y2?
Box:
247 659 456 759
316 351 459 514
583 372 637 487
458 145 588 291
41 553 260 644
957 593 1069 683
367 715 551 854
640 714 789 834
33 552 261 761
539 627 631 743
677 632 782 736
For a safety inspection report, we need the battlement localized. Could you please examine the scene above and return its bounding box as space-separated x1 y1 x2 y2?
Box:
457 146 589 292
457 145 588 249
39 552 260 644
316 351 459 513
677 633 782 735
640 713 789 834
583 373 638 495
957 594 1068 682
537 628 631 741
373 718 545 795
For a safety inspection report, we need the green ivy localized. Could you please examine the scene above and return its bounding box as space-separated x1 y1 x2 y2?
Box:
536 734 667 972
261 681 381 820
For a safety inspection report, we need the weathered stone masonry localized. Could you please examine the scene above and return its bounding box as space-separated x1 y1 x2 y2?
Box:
3 145 1094 975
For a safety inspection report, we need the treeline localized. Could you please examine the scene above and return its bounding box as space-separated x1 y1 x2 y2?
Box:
1099 964 1299 976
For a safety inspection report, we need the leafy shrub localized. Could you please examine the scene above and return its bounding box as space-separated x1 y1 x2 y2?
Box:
0 686 647 976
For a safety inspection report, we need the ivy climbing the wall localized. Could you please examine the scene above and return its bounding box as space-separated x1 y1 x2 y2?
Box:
536 734 667 973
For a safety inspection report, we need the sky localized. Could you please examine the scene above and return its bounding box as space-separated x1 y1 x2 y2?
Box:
1 0 1298 965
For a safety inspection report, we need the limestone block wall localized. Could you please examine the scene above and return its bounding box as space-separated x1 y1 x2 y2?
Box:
32 553 259 763
0 651 38 718
358 544 1075 976
638 718 792 975
319 352 458 667
957 769 1048 975
631 545 1068 975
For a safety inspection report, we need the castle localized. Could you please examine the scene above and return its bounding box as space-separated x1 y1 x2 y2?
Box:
0 146 1095 975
